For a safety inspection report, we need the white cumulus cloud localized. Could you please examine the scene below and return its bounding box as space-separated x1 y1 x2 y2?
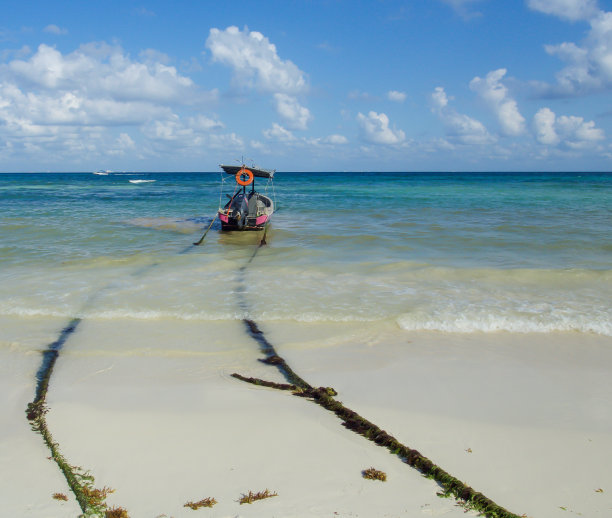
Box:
141 115 238 152
430 87 493 145
116 132 135 149
357 111 405 145
441 0 485 20
108 132 136 156
5 43 205 103
557 114 605 144
306 134 349 147
527 2 612 95
43 24 67 35
431 86 450 109
533 107 559 145
206 26 307 95
0 79 172 130
527 0 599 22
387 90 407 102
324 134 348 144
0 42 224 165
533 107 604 147
470 68 525 136
263 123 296 142
274 93 312 130
206 26 312 131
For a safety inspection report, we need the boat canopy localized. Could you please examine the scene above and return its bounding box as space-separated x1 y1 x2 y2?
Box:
220 164 275 179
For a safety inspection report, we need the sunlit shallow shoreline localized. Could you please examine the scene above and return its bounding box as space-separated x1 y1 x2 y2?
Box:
1 172 611 516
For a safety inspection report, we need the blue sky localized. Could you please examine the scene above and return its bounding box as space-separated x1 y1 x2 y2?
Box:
1 0 612 171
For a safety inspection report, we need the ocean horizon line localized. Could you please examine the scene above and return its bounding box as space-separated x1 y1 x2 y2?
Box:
2 170 612 175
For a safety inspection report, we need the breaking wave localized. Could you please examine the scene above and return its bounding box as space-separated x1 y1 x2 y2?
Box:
397 310 612 335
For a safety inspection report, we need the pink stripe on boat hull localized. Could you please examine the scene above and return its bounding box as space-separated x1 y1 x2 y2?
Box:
255 215 268 225
219 213 229 223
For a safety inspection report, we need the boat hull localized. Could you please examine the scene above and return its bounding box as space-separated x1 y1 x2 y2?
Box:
218 192 274 231
219 213 270 231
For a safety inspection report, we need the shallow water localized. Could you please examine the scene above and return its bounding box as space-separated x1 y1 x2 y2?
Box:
1 171 611 336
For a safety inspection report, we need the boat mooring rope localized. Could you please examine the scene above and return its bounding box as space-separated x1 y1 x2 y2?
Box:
23 208 260 514
193 213 218 246
26 311 115 514
25 218 523 517
232 239 524 518
24 237 198 515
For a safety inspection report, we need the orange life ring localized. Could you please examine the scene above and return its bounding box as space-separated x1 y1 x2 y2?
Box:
236 168 254 186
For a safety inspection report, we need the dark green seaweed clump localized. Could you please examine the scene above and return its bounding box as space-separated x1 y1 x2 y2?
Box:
184 497 218 509
362 467 387 481
27 401 124 516
239 489 278 505
105 506 130 518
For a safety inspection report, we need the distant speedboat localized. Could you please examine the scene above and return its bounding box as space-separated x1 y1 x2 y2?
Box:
218 163 275 231
93 170 110 175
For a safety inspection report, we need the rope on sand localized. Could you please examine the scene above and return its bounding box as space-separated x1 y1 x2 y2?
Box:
23 217 253 514
26 319 93 514
241 319 312 390
26 317 120 516
233 243 525 518
22 247 180 514
231 373 524 518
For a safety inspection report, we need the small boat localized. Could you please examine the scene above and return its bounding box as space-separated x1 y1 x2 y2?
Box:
218 163 275 231
93 170 110 175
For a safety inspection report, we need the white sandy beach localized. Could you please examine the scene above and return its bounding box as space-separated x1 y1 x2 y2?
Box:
2 315 611 517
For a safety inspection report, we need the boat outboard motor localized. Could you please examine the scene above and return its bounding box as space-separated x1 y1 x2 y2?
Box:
230 194 249 229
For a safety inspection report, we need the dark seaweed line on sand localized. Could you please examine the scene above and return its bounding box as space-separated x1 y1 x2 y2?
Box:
24 239 198 514
25 318 94 513
234 239 525 518
25 313 123 515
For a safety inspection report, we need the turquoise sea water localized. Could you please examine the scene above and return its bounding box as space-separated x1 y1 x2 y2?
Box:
1 171 611 335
